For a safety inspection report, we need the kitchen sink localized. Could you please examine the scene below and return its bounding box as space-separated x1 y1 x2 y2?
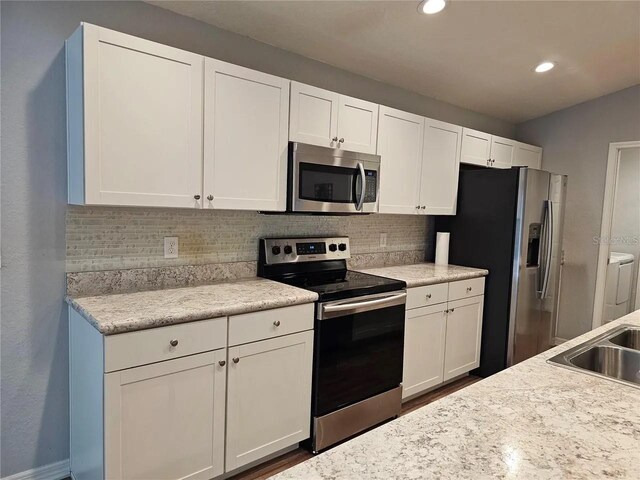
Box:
608 328 640 351
548 324 640 388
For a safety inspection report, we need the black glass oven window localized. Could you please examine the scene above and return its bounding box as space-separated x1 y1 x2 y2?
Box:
299 162 356 203
313 304 405 416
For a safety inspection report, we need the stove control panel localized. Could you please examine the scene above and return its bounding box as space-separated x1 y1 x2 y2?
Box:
262 237 350 264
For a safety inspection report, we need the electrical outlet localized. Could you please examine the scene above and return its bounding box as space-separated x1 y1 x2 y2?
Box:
380 233 387 248
164 237 178 259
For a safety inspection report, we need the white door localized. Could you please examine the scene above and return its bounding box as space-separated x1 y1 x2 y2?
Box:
225 331 313 472
337 95 379 154
420 119 462 215
377 106 424 214
443 296 484 381
204 59 289 212
104 351 226 480
460 128 491 167
402 304 447 400
82 24 204 208
514 142 543 169
289 82 339 148
490 136 516 169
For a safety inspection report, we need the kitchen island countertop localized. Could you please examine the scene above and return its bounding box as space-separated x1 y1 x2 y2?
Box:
270 311 640 480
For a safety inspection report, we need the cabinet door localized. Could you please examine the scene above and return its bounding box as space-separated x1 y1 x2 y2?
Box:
460 128 491 167
402 304 447 400
443 296 484 381
337 95 379 154
104 350 226 480
204 59 289 211
377 106 424 214
289 82 339 148
514 142 543 169
82 24 204 208
490 136 516 169
420 119 462 215
226 331 313 472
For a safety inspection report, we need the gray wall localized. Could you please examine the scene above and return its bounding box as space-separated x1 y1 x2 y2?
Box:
0 1 513 476
516 85 640 340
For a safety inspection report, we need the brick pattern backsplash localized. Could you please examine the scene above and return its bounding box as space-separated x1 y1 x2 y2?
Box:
66 206 430 272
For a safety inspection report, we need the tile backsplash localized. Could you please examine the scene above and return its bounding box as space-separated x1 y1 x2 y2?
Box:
66 206 431 272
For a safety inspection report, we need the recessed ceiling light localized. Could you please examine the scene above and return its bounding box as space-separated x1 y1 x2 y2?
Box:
534 62 555 73
419 0 447 15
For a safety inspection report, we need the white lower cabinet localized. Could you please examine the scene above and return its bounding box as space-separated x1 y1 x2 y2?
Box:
104 351 227 480
443 296 484 381
225 331 314 472
401 278 485 400
402 304 447 399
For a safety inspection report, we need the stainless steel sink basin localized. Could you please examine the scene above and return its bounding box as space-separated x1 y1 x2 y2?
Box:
548 324 640 388
608 327 640 351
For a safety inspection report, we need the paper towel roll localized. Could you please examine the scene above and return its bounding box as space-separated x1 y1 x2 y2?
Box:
435 232 450 265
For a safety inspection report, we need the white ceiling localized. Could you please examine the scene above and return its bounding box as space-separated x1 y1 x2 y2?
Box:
149 0 640 123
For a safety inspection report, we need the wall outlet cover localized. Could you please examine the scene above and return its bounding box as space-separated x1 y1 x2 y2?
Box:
164 236 178 259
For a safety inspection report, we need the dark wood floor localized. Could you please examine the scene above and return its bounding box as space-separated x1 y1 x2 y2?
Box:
230 375 481 480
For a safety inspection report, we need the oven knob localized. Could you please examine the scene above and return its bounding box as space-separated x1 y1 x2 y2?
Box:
338 243 347 251
329 243 337 252
283 245 293 255
271 245 281 255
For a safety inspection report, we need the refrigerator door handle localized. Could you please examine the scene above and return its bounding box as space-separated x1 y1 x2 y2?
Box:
540 200 554 298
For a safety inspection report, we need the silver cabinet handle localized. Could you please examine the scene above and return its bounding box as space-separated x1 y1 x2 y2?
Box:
416 206 421 209
332 136 338 142
232 357 240 364
450 308 455 313
467 287 472 292
339 138 344 143
421 206 426 209
273 320 281 327
207 195 213 201
169 339 179 347
193 195 201 200
218 360 226 367
426 294 432 299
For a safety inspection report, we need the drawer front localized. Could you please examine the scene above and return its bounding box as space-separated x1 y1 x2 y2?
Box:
448 277 485 301
406 283 448 310
104 317 227 373
228 303 314 346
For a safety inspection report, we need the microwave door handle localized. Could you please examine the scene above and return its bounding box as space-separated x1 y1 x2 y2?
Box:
355 162 366 211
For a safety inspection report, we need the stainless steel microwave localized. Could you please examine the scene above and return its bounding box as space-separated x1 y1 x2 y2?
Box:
287 142 381 214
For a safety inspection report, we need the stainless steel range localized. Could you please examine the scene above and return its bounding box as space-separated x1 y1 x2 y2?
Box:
258 236 406 453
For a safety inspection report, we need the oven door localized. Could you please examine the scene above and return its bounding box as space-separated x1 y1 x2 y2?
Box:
289 143 380 213
313 291 406 417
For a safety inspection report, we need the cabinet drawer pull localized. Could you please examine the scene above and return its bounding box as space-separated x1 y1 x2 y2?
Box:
218 360 226 367
339 138 345 143
332 136 338 142
273 320 281 327
467 287 473 292
193 195 201 200
232 357 240 364
450 308 455 313
207 194 214 201
169 339 179 347
426 294 432 299
421 206 426 209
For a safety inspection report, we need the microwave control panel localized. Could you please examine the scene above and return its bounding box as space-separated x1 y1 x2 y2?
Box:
364 171 377 202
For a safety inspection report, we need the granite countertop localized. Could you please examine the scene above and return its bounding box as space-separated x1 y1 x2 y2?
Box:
271 312 640 480
356 262 489 288
66 278 318 335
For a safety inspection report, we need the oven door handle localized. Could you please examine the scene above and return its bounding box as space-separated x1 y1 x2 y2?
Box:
321 292 407 319
355 162 366 211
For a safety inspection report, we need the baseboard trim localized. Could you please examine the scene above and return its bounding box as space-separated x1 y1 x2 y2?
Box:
2 460 70 480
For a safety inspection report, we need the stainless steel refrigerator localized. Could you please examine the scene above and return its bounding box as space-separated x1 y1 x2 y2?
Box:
437 167 567 377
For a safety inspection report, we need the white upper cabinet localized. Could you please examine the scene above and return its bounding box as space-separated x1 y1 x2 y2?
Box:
420 119 462 215
337 95 379 154
289 82 379 154
66 23 204 208
377 106 424 214
204 59 289 211
460 128 492 167
514 142 543 169
289 82 339 148
490 135 516 169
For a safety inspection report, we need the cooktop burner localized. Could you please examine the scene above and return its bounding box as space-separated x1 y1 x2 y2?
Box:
257 236 406 301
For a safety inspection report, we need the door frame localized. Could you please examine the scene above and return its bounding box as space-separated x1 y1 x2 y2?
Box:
592 141 640 329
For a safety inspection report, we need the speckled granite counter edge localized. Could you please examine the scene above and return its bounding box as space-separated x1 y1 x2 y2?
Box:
357 263 489 288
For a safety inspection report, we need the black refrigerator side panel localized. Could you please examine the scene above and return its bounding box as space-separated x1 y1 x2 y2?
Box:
436 167 520 377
